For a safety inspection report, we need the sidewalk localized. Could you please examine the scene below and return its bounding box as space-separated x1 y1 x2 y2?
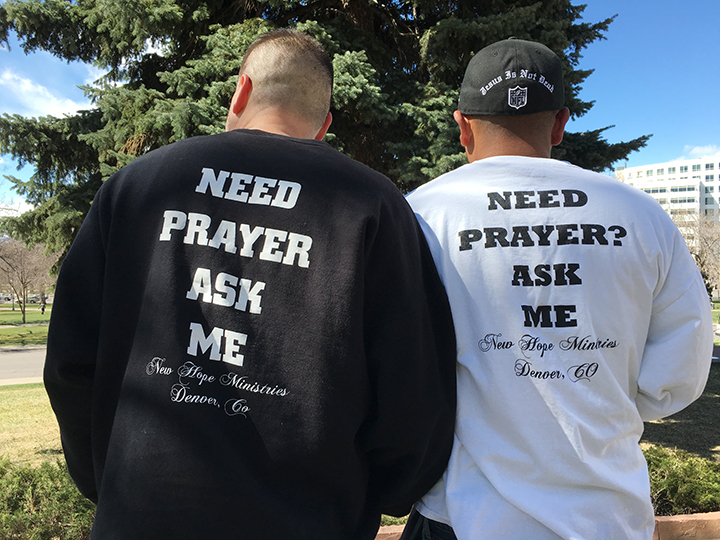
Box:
0 376 43 386
0 345 45 386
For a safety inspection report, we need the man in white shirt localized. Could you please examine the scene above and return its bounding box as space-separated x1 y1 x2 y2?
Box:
402 38 713 540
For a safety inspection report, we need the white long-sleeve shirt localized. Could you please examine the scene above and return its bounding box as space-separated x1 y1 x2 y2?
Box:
408 155 713 540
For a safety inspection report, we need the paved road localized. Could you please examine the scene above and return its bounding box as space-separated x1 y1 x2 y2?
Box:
0 346 46 386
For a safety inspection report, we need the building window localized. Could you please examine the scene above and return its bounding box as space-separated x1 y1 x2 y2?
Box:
670 197 695 204
647 170 653 177
668 167 676 174
707 175 715 181
657 169 664 175
693 164 701 172
637 171 643 178
657 198 667 204
707 197 715 205
706 186 715 192
707 163 715 170
680 166 689 173
670 186 695 192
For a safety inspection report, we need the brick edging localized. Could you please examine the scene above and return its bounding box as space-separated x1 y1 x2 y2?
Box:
375 526 403 540
654 511 720 540
377 512 720 540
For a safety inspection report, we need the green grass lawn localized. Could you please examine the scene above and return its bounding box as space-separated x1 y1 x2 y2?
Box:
711 309 718 346
0 305 52 347
641 362 720 461
1 364 719 466
0 383 61 467
0 326 49 347
1 365 720 531
0 383 92 539
0 305 51 326
0 348 718 467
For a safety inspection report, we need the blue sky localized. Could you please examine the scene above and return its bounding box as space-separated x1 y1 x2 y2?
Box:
0 28 103 212
569 0 720 172
1 0 719 208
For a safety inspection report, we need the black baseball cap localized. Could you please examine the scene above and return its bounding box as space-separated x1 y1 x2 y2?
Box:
458 38 564 116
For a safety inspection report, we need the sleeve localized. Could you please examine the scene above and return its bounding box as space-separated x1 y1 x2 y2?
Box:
635 229 714 421
43 189 108 502
359 197 457 517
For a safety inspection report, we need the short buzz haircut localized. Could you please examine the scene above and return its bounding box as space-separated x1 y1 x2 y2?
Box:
239 29 334 131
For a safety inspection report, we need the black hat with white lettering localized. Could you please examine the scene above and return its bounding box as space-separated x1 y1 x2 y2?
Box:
458 38 564 116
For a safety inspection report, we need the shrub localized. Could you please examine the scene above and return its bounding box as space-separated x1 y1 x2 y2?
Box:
381 514 408 526
644 445 720 516
0 458 95 539
4 445 720 537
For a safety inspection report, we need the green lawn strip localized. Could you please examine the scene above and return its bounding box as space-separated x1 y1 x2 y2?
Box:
0 325 48 347
0 305 52 326
0 384 62 467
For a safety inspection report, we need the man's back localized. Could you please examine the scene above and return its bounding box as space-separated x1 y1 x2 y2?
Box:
45 129 457 539
408 155 712 539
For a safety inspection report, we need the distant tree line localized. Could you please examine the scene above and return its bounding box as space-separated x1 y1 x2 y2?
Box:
0 237 58 323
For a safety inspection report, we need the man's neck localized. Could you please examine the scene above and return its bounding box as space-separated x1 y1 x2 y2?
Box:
467 140 551 163
226 108 317 140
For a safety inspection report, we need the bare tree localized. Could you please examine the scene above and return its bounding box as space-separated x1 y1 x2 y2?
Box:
672 212 720 299
0 239 59 323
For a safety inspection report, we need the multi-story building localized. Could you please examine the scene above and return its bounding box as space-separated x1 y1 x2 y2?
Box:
615 159 720 219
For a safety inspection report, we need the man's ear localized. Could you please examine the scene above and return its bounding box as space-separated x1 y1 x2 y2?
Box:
230 74 252 116
314 112 333 140
551 107 571 147
453 110 474 154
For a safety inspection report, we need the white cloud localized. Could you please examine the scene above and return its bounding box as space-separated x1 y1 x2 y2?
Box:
84 64 108 86
0 68 93 118
673 145 720 162
0 198 33 217
682 145 720 160
145 38 169 57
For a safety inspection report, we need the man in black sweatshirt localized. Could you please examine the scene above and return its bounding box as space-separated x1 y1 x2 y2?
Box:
44 28 456 540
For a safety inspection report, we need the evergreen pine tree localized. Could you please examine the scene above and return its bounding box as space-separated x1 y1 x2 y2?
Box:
0 0 649 262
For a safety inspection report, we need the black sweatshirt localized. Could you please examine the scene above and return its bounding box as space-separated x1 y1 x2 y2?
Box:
44 129 457 540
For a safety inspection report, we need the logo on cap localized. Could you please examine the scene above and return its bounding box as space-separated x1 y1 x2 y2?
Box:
508 86 528 110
